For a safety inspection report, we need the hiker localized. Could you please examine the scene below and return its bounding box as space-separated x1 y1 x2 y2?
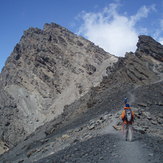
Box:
121 104 134 141
124 97 128 105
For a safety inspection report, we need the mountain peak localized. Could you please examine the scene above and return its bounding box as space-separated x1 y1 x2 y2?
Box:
136 35 163 61
43 22 64 30
0 22 117 147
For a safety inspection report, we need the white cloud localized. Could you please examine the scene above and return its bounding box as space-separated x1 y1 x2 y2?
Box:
77 3 156 56
130 5 156 26
153 19 163 44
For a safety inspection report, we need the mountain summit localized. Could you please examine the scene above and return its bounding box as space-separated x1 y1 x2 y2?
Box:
0 23 117 146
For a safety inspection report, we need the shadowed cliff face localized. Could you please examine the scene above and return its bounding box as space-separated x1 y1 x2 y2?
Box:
0 23 117 146
136 35 163 61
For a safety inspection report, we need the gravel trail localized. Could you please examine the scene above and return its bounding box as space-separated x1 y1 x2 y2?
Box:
33 116 162 163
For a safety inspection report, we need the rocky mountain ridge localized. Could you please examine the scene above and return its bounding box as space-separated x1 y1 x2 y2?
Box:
0 23 117 147
0 23 162 163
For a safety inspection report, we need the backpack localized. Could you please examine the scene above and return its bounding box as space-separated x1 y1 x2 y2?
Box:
125 109 133 122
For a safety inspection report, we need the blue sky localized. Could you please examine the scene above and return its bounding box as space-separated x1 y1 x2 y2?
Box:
0 0 163 72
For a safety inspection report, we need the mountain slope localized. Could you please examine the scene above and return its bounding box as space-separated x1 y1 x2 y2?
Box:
0 33 162 163
0 23 117 147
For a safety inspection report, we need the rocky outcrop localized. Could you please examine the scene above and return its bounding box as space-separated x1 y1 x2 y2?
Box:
105 36 163 86
0 23 117 146
136 35 163 61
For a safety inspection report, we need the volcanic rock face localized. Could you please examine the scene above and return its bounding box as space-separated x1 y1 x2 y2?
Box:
0 23 117 146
